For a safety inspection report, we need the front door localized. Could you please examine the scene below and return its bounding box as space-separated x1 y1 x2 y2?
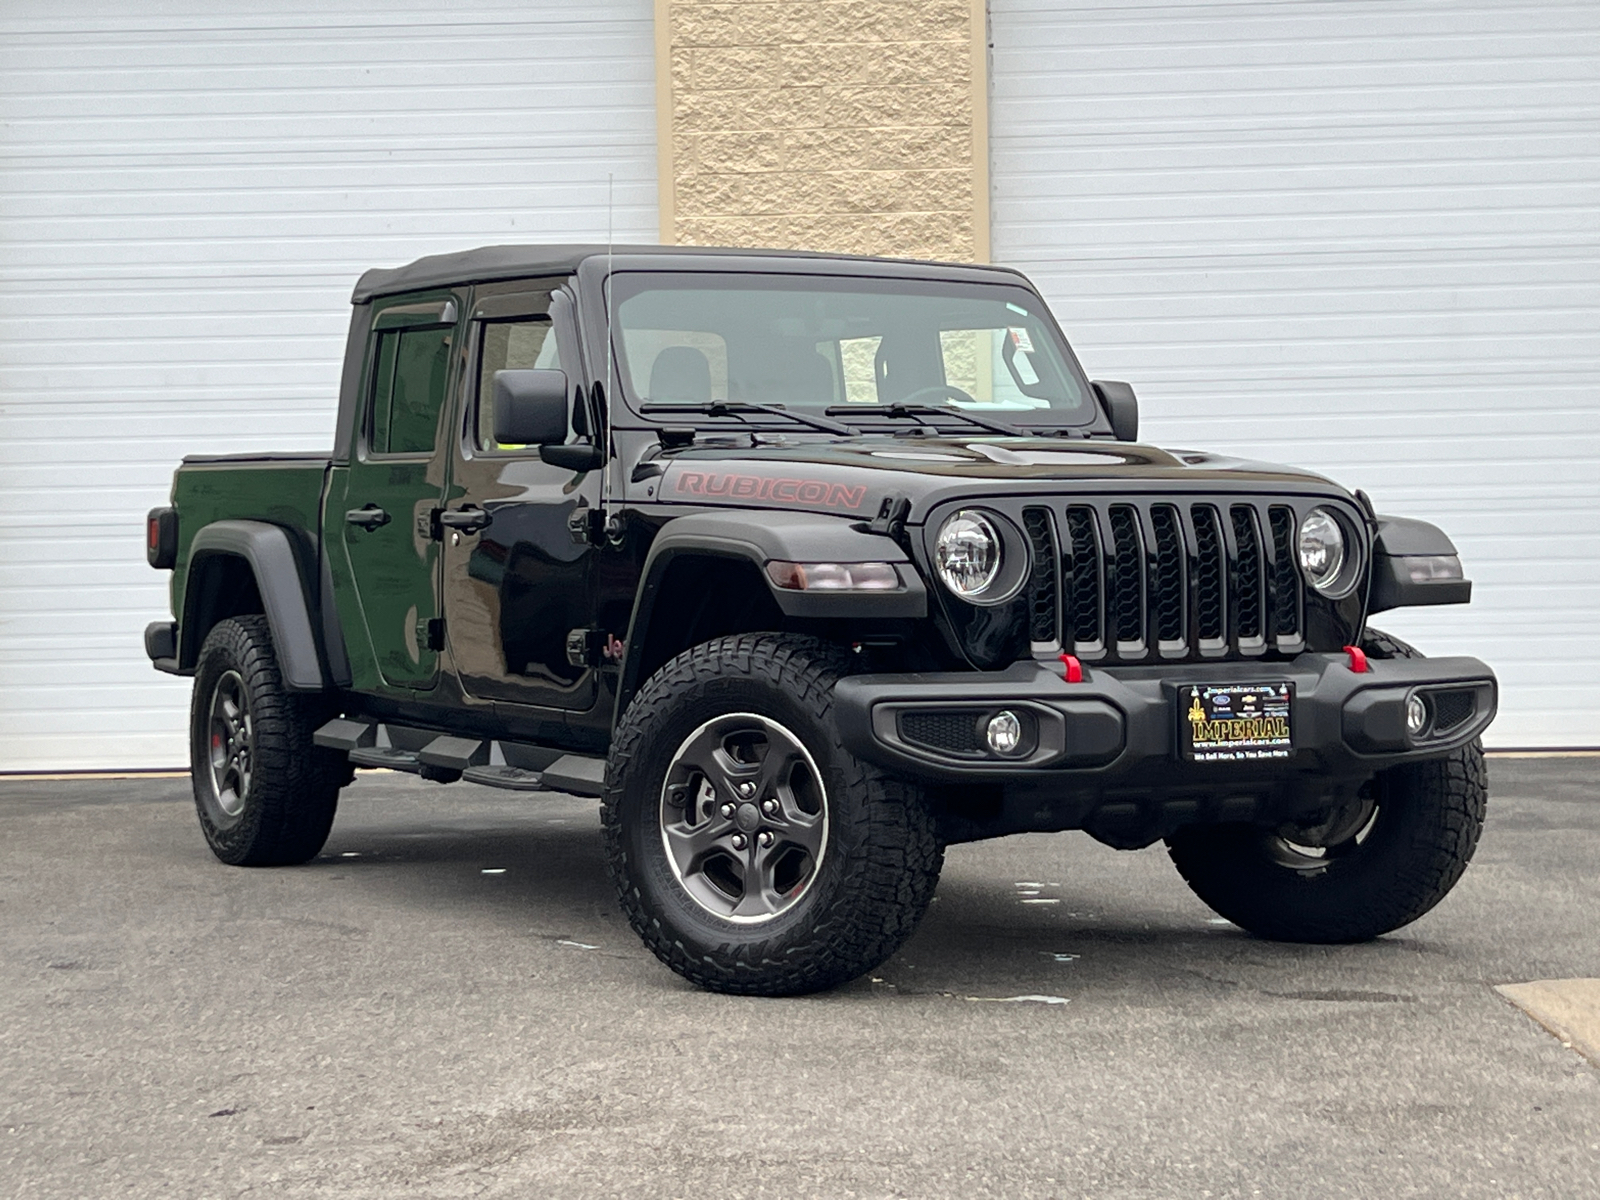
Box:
441 281 601 711
335 291 464 690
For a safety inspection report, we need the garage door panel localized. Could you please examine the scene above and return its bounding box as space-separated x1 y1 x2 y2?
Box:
0 0 657 771
992 0 1600 747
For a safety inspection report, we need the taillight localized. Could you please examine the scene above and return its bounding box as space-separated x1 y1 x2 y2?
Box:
147 507 177 569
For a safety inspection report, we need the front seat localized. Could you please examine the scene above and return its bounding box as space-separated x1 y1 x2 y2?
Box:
774 350 836 405
649 345 712 404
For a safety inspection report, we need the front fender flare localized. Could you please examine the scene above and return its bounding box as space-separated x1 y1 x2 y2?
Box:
613 510 926 725
1368 515 1473 614
183 520 326 690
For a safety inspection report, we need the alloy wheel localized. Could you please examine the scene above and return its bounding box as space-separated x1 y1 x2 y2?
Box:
658 712 828 923
205 669 253 821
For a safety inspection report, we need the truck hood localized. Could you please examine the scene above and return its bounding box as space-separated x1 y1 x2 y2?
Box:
648 435 1347 520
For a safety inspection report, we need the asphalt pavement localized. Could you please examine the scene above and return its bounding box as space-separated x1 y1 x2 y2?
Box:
1 757 1596 1199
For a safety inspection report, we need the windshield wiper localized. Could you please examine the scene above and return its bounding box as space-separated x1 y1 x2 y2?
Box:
642 400 857 436
823 403 1026 438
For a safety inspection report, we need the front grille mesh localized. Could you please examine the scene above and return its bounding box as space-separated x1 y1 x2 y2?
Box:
1023 498 1308 662
1268 507 1301 638
1192 505 1225 643
899 710 984 756
1151 505 1184 644
1231 506 1264 642
1064 507 1102 645
1108 505 1143 645
1021 507 1058 643
1431 689 1476 732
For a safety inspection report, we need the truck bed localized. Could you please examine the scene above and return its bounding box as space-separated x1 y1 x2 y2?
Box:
170 454 331 630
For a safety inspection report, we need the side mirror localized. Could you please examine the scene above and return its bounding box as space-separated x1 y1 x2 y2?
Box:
1092 380 1138 442
493 369 569 445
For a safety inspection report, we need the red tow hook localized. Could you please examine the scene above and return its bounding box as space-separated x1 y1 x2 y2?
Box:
1343 644 1369 674
1060 653 1084 683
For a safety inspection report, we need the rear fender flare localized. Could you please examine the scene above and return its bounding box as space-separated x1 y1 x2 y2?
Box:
182 520 326 691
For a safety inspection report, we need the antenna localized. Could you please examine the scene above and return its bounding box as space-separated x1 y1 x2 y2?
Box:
605 173 615 406
599 173 618 537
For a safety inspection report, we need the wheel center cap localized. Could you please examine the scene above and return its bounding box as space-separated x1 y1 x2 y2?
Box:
734 802 762 832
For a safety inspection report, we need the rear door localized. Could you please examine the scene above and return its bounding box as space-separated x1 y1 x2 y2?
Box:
333 291 465 690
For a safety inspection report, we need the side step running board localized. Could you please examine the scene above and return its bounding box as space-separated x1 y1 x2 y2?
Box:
418 735 489 771
314 717 376 752
539 755 606 797
348 746 421 773
461 765 547 792
313 718 604 796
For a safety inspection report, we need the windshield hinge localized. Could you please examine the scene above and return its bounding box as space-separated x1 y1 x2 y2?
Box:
567 504 604 546
657 426 697 449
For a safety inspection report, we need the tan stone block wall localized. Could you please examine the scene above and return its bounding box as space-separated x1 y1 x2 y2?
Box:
656 0 989 262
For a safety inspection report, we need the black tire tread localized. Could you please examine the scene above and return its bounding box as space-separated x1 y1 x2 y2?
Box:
190 615 342 867
1166 739 1487 943
602 633 942 996
1360 626 1422 661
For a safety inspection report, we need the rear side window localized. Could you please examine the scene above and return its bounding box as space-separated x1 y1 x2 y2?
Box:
370 325 451 455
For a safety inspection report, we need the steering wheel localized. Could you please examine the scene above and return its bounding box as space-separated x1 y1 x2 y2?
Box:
895 384 979 407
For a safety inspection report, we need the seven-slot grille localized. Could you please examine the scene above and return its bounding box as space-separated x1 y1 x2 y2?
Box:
1021 500 1306 662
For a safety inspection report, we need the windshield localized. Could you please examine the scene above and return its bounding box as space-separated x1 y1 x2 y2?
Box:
612 272 1096 426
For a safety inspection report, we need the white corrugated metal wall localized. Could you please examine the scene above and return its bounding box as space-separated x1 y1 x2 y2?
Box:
0 0 658 771
989 0 1600 747
7 0 1596 770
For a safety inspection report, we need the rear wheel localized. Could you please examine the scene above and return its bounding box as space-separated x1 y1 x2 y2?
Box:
189 615 344 866
1166 739 1487 942
603 633 943 995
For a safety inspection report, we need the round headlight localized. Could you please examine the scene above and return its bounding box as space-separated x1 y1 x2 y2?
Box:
1298 508 1347 593
935 510 1002 599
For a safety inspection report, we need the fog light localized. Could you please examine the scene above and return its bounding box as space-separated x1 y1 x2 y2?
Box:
986 710 1023 755
1405 694 1429 737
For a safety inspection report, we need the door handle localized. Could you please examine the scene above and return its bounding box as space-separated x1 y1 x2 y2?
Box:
345 504 390 530
437 506 492 533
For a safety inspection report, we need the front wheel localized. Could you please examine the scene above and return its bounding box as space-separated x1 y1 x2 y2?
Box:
602 634 943 996
1165 740 1488 942
189 615 344 866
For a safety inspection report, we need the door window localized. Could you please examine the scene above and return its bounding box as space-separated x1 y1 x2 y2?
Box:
369 325 452 455
475 317 562 450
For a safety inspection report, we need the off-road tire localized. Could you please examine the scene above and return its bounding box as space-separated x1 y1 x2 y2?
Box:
189 615 344 866
1166 738 1487 942
1360 626 1421 661
602 633 943 996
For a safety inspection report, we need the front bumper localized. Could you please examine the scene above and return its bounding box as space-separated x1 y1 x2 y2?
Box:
838 659 1497 790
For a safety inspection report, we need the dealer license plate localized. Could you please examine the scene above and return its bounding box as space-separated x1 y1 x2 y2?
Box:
1179 682 1294 762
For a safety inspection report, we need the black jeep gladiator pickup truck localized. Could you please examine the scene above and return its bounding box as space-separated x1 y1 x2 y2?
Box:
145 244 1496 995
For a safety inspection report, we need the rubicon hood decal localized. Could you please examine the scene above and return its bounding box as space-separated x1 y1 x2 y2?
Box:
673 469 869 511
648 436 1343 516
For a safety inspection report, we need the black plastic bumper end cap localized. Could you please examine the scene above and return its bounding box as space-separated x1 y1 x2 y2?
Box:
144 621 176 663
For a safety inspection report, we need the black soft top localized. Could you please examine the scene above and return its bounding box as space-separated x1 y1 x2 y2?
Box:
350 243 1025 304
